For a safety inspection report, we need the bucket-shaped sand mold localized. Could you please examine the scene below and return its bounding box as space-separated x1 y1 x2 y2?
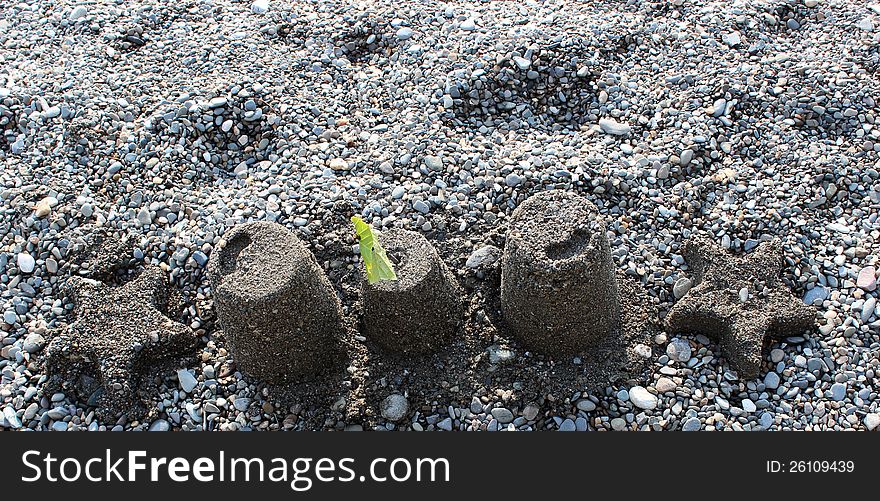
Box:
360 229 464 355
501 190 621 356
208 221 346 383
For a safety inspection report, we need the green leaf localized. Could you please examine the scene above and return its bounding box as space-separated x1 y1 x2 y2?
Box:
352 216 398 284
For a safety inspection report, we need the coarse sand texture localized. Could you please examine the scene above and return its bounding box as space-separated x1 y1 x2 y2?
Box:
501 190 621 356
360 229 463 355
208 221 346 383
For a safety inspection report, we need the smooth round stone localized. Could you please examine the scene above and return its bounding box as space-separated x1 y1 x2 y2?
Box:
770 348 785 363
862 297 877 324
466 245 501 269
803 286 829 304
576 399 596 412
148 419 171 431
673 277 693 299
666 338 691 362
764 372 780 390
17 252 35 273
380 394 409 422
598 118 631 135
396 27 413 40
490 407 514 424
22 333 45 354
629 386 657 410
682 417 701 431
558 418 576 431
251 0 269 14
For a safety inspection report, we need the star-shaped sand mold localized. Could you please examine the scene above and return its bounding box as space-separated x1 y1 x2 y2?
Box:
666 235 816 379
45 267 198 421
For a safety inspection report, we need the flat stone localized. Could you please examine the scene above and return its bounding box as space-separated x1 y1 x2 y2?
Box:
22 333 45 354
803 286 829 304
666 338 692 362
69 6 88 21
466 245 501 269
490 407 514 424
598 118 631 136
764 371 780 390
148 419 170 431
17 252 35 273
770 348 785 363
682 417 701 431
629 386 657 410
721 31 741 47
576 399 596 412
177 369 197 393
522 404 540 421
830 382 846 401
423 155 443 171
673 277 693 299
655 377 676 393
558 418 576 431
865 413 880 431
857 266 877 291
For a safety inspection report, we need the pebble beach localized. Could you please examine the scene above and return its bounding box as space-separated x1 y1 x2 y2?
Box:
1 0 880 431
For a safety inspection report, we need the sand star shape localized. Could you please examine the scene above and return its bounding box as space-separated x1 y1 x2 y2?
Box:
45 267 197 420
666 236 815 379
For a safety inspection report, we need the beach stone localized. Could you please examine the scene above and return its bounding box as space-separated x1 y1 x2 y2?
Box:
500 190 622 356
830 382 846 401
177 369 197 393
491 407 514 424
149 419 170 431
673 277 693 299
208 222 345 383
666 338 691 362
576 399 596 412
558 418 576 431
44 268 198 420
361 229 463 355
68 6 88 21
17 252 35 273
803 285 829 305
598 118 631 135
865 413 880 431
655 377 676 393
22 333 45 354
666 236 816 378
857 266 877 291
682 417 701 431
380 394 409 422
466 245 501 269
629 386 657 410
